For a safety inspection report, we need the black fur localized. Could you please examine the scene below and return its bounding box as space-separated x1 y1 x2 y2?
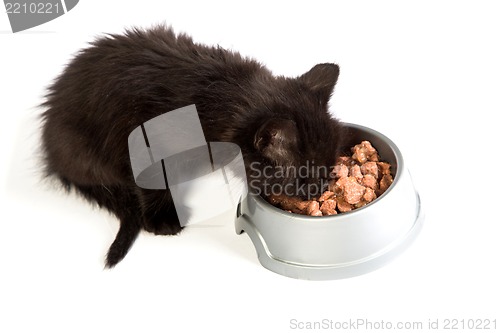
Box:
40 25 345 267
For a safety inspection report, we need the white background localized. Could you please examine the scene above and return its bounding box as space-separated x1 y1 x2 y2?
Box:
1 1 499 332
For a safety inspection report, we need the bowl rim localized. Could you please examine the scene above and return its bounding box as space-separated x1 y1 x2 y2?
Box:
248 122 405 223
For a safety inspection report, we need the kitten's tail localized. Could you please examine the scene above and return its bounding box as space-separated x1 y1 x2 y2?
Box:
105 219 141 268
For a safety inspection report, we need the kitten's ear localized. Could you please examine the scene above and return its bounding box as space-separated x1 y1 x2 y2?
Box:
254 119 298 164
300 63 340 101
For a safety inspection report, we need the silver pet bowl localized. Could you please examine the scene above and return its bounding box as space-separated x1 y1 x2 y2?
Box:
235 123 424 280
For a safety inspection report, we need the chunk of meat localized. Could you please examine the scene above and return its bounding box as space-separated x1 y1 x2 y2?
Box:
378 174 394 195
331 164 349 179
318 190 335 202
360 161 379 179
336 198 352 212
335 176 349 188
341 177 366 205
306 201 320 215
267 194 310 213
361 174 378 190
349 164 363 181
336 156 353 165
320 199 337 215
352 141 379 163
377 162 391 176
310 210 323 216
363 187 377 202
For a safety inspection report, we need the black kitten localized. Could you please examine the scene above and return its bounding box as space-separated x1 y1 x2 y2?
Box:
41 25 345 267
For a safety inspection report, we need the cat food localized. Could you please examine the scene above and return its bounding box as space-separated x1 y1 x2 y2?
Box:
267 141 393 216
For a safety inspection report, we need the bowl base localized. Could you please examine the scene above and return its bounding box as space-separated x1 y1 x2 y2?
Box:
235 193 424 280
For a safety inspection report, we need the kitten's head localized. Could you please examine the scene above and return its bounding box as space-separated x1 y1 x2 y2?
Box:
246 63 345 199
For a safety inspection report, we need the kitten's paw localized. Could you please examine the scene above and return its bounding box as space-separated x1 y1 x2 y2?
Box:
143 219 183 235
154 222 183 236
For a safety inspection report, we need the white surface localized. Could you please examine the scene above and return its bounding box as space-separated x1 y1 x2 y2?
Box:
1 1 499 332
